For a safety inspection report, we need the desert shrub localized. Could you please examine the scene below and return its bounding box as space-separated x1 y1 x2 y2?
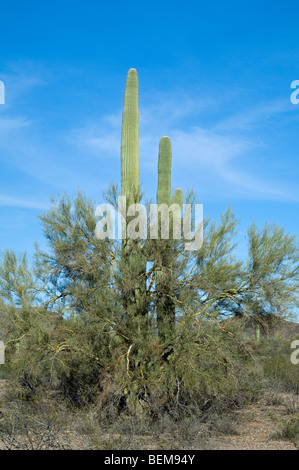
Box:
278 415 299 448
262 336 299 394
0 192 297 423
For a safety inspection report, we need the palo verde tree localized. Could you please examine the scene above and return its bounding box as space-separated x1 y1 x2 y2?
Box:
0 68 298 413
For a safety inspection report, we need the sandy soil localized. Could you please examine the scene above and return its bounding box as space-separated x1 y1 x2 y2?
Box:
0 379 298 450
203 396 298 450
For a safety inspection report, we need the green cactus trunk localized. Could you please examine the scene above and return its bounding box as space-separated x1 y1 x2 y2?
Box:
121 68 139 205
120 69 147 320
119 69 183 347
156 137 182 347
157 137 172 206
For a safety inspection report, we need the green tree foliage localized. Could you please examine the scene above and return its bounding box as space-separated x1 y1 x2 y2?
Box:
0 68 298 416
0 194 297 412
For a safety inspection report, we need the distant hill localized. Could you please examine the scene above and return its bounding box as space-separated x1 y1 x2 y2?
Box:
229 316 299 339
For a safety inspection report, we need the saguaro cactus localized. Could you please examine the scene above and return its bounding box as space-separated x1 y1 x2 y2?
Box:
119 69 183 342
121 68 139 205
157 137 172 206
157 137 183 208
120 69 147 319
156 137 183 344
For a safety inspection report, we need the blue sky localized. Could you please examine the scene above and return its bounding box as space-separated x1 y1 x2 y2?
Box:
0 0 298 268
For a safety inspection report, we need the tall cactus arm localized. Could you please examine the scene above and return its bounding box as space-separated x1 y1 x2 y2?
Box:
171 188 183 209
121 68 139 203
157 136 183 209
157 137 172 206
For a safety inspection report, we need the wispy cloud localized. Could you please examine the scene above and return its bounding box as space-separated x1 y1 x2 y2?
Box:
0 67 297 204
214 99 290 132
71 112 122 157
71 94 298 201
0 115 30 134
0 194 48 210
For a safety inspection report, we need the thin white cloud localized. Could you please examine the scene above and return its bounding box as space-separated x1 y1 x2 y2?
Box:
0 194 48 210
219 167 298 201
0 70 297 203
72 95 297 201
215 99 290 132
171 127 253 167
70 112 122 156
0 116 30 134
